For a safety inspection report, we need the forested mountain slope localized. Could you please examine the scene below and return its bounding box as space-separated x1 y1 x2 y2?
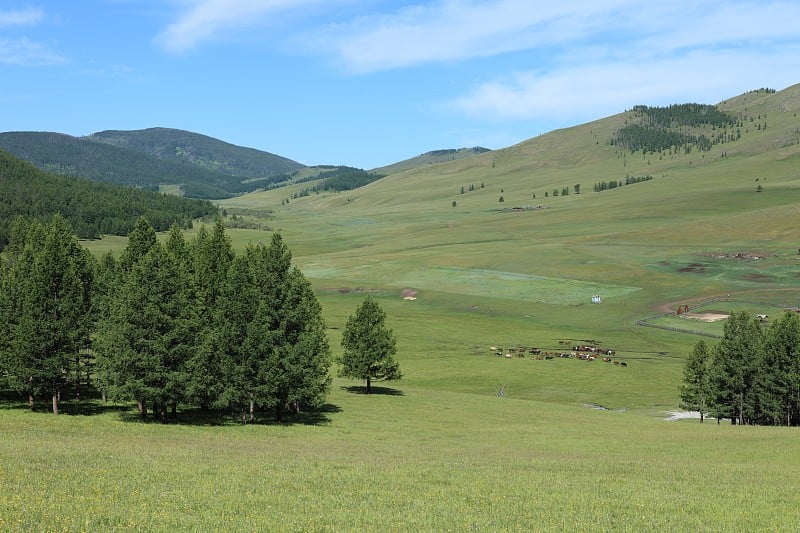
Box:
0 149 216 247
0 129 305 199
87 127 304 182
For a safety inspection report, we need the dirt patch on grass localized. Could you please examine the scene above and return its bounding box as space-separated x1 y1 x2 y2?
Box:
683 312 729 322
742 273 775 282
400 288 418 299
678 263 707 273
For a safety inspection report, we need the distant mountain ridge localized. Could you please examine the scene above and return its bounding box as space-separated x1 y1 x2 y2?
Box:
87 128 304 181
0 128 306 199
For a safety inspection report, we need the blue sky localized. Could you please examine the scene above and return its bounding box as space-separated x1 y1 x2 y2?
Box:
2 1 800 169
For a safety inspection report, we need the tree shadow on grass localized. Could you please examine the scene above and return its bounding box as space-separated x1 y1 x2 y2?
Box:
0 389 129 416
342 385 404 396
115 403 342 427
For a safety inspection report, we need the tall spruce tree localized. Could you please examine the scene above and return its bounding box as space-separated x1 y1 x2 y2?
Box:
339 296 401 393
710 311 763 424
186 220 234 410
753 312 800 425
266 267 331 420
95 241 198 421
0 215 93 413
680 340 712 422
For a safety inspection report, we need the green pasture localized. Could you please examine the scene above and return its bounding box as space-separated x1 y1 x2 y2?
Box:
16 87 800 530
3 384 800 532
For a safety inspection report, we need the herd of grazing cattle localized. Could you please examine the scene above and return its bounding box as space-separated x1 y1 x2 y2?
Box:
488 343 627 367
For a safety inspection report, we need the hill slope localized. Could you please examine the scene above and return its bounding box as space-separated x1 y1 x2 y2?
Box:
87 127 305 182
0 149 217 247
0 129 305 199
373 146 491 175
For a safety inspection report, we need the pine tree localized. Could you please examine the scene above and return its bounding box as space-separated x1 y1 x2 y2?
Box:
710 311 762 424
186 220 233 409
0 216 93 413
753 312 800 425
95 242 197 421
339 296 401 393
680 340 712 422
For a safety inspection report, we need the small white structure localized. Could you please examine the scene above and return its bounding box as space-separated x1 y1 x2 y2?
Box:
591 294 602 303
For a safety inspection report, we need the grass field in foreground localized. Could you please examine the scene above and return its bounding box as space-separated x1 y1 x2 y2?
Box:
2 383 800 532
57 86 800 530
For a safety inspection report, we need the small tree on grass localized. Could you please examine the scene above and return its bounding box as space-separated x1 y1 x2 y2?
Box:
339 296 401 393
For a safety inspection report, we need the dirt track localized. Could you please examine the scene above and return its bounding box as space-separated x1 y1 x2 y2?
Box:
656 288 800 315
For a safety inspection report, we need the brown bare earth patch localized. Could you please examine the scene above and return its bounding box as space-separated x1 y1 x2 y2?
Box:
742 273 774 282
400 288 418 299
678 263 707 273
684 312 729 322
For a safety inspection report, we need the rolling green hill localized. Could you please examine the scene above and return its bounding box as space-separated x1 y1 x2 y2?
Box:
0 149 217 247
0 129 305 199
218 83 800 391
87 127 305 184
372 146 491 175
5 84 800 531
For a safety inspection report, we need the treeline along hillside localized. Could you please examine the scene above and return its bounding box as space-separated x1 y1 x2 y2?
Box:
0 149 217 248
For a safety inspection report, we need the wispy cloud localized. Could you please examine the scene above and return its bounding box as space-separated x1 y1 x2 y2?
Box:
321 0 640 73
0 37 65 66
413 0 800 122
157 0 327 53
0 7 65 66
0 7 44 27
449 48 800 122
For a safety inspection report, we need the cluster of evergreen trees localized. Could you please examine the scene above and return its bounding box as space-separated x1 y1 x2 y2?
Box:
681 310 800 425
631 104 736 129
0 149 217 248
611 103 738 154
0 216 331 422
291 168 385 200
592 175 653 192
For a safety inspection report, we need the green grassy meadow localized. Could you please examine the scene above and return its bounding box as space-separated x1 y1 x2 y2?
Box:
5 86 800 530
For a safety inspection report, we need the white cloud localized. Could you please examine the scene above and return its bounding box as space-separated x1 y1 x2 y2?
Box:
0 37 65 66
450 47 800 123
326 0 640 73
157 0 327 53
0 7 43 27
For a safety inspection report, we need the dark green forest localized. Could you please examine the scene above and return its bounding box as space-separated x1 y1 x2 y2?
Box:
612 103 739 154
0 150 217 248
0 130 305 199
0 217 331 422
291 167 385 199
87 127 304 181
681 310 800 426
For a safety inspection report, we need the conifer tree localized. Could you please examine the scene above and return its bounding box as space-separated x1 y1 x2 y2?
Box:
710 311 762 424
753 312 800 425
680 340 712 422
0 215 93 413
339 296 401 393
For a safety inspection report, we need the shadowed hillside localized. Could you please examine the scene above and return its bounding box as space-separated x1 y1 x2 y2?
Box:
87 127 304 182
0 129 305 199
